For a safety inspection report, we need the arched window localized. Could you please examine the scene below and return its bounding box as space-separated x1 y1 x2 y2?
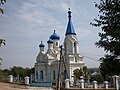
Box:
64 70 67 80
53 70 55 80
36 72 38 80
40 70 43 80
74 42 77 62
64 43 67 53
56 42 58 46
74 42 77 53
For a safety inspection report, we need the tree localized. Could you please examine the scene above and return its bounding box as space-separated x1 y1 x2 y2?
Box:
0 39 6 47
10 66 34 78
0 58 2 65
0 0 6 65
91 0 120 79
0 39 6 65
83 66 90 82
0 0 6 13
73 68 84 86
99 55 120 78
90 74 104 83
0 66 34 82
73 66 90 81
73 68 84 80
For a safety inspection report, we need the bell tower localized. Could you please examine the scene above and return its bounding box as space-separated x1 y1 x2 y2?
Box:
64 8 84 84
64 8 81 63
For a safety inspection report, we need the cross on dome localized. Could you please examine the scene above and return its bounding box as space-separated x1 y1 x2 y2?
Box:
39 41 45 47
68 8 71 20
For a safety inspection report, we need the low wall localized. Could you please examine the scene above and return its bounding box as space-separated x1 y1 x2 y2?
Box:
31 82 52 87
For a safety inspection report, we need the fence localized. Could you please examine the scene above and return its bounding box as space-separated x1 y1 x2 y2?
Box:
6 74 120 90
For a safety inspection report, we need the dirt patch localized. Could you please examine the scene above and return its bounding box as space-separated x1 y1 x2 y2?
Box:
0 82 29 90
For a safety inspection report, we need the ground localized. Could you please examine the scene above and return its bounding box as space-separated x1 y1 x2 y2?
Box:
0 82 55 90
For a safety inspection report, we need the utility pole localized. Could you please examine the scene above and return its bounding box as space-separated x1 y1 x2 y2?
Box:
56 45 63 90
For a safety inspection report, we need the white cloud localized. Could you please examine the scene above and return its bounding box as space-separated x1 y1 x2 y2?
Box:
76 27 90 38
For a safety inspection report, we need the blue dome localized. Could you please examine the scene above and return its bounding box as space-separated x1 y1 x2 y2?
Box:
47 38 53 44
50 30 60 40
39 41 45 47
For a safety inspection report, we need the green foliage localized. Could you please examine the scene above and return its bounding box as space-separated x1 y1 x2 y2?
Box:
0 69 10 82
0 58 2 65
89 68 104 82
91 0 120 55
0 38 6 65
73 66 90 81
73 68 83 80
91 0 120 80
0 66 34 79
91 74 104 83
0 69 9 77
83 66 90 82
0 39 6 47
10 66 34 78
99 55 120 79
0 0 6 14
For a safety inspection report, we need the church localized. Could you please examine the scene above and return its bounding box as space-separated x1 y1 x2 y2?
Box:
34 9 84 85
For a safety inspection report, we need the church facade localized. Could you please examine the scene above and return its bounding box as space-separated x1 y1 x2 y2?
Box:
34 9 84 85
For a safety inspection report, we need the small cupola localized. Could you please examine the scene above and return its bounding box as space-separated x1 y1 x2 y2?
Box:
47 38 53 44
39 41 45 47
39 41 45 52
47 38 53 50
50 30 60 40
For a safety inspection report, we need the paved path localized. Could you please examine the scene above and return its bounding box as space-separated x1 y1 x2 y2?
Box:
0 82 55 90
0 82 20 90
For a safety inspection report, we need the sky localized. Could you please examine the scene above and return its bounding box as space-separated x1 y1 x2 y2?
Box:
0 0 105 69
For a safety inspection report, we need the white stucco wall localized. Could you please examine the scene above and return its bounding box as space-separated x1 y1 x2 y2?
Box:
34 30 84 84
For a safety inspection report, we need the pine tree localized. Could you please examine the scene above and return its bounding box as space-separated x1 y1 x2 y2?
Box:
91 0 120 79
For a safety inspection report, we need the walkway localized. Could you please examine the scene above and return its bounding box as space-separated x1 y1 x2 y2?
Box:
0 82 55 90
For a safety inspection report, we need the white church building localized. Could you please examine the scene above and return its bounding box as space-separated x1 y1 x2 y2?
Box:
34 9 84 85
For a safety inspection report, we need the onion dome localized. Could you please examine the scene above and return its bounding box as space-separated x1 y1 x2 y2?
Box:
47 38 53 44
65 8 76 35
39 41 45 47
50 30 60 40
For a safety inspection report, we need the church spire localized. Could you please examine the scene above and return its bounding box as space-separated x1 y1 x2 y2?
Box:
65 8 76 36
